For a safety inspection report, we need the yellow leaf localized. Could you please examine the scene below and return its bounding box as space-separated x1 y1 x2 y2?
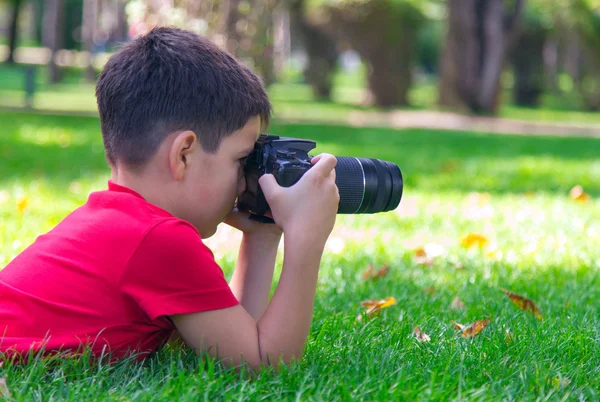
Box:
504 328 514 343
460 233 488 249
16 196 29 214
452 318 491 338
450 296 465 310
413 326 431 343
501 288 542 319
569 185 590 203
360 296 397 315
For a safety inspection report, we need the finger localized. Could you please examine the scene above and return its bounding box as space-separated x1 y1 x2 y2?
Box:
308 153 337 177
258 174 280 199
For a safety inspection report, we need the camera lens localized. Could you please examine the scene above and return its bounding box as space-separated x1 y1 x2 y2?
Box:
334 157 403 214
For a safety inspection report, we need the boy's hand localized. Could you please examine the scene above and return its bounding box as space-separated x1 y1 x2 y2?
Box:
223 208 282 238
259 153 339 243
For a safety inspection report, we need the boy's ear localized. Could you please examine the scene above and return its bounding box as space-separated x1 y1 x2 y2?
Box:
169 130 197 180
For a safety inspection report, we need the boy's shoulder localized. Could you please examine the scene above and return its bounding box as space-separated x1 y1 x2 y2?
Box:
2 181 205 280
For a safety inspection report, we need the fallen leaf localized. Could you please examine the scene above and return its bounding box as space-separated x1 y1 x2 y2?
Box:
452 318 491 338
441 159 459 172
16 196 29 214
362 264 389 280
413 326 431 343
424 286 436 295
569 185 590 203
551 377 571 389
360 296 397 315
414 243 447 266
460 233 488 249
501 288 542 319
450 296 465 310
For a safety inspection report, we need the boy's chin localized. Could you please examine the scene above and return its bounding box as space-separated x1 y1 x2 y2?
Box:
199 225 218 239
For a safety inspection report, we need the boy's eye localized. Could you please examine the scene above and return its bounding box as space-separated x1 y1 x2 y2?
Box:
238 156 249 166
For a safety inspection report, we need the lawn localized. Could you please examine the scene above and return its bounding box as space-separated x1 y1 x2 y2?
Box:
1 110 600 400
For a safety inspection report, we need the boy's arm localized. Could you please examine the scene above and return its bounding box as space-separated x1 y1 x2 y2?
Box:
171 154 338 369
172 230 325 368
228 230 281 320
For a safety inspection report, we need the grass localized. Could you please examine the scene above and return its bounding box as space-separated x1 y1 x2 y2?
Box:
1 110 600 399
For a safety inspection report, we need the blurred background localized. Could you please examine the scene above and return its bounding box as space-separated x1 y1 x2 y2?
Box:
0 0 599 263
2 0 600 128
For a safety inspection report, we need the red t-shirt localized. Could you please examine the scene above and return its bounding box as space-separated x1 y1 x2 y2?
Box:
0 181 239 360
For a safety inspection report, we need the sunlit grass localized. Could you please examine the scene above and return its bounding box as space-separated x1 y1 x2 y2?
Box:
1 111 600 399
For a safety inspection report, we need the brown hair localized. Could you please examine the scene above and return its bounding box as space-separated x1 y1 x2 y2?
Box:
96 27 272 169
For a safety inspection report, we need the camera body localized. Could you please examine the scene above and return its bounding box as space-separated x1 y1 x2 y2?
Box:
237 134 315 220
238 133 404 222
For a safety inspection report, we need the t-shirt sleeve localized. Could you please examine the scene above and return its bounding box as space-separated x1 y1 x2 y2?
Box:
120 219 239 320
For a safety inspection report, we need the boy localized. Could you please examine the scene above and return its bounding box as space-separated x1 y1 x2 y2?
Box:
0 27 339 369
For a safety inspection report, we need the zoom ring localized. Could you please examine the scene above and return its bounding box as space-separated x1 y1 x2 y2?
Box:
335 157 365 214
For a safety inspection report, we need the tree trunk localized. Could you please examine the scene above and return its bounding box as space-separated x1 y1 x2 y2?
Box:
115 0 128 42
511 21 547 107
289 0 338 100
328 0 422 108
439 0 524 115
6 0 23 64
43 0 65 83
81 0 98 82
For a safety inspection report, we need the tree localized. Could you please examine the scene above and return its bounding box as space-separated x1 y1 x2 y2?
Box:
288 0 339 100
43 0 66 83
81 0 99 81
510 2 552 107
6 0 23 64
224 0 278 86
438 0 524 115
327 0 426 107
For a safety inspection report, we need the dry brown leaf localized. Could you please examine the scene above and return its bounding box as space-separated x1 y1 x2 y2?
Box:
460 233 488 249
362 264 389 280
360 296 397 315
501 288 542 319
569 185 590 203
452 318 491 338
441 160 459 172
424 286 436 295
450 296 466 310
413 326 431 343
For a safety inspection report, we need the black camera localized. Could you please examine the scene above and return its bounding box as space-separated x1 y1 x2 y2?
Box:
237 134 403 223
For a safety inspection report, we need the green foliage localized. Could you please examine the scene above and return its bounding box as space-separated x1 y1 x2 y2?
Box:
1 111 600 399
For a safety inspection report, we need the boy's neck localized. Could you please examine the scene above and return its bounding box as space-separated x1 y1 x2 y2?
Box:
110 166 177 216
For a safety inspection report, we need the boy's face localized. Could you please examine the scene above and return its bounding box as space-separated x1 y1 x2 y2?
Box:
180 115 261 238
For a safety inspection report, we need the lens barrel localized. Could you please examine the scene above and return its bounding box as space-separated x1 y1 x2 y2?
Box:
335 157 403 214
